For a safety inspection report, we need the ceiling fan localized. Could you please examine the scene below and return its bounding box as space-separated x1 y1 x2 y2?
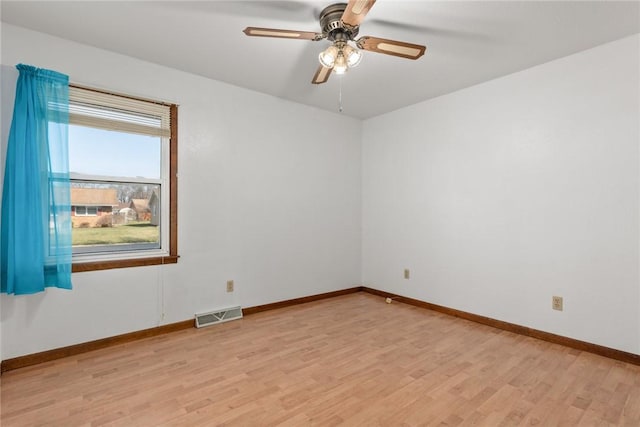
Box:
243 0 426 84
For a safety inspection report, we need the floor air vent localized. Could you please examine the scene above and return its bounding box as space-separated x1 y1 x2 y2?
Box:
195 306 243 328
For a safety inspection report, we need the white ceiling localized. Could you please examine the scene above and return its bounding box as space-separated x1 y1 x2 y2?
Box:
1 1 639 119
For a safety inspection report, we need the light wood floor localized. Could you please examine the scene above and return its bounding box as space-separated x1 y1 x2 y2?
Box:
2 292 640 426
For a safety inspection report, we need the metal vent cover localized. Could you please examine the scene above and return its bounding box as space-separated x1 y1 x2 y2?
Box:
195 306 243 328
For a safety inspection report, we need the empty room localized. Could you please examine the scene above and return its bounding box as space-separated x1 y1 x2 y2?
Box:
1 0 639 425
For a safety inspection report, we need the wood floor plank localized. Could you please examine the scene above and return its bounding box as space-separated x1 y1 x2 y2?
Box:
2 293 640 426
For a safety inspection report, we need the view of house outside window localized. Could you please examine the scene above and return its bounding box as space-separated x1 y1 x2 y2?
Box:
70 182 161 254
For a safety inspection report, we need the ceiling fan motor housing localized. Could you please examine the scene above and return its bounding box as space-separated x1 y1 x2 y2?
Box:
320 3 359 41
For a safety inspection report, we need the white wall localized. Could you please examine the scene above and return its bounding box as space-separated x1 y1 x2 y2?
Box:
0 24 362 359
363 34 640 354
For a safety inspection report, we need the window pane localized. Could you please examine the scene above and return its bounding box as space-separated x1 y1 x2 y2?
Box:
69 125 161 179
71 181 160 254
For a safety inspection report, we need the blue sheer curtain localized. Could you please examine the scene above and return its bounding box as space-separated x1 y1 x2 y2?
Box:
1 64 72 295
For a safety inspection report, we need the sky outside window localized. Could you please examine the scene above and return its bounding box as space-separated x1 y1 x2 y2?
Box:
69 125 161 179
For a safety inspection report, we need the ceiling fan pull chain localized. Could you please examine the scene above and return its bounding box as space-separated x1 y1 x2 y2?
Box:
339 76 343 113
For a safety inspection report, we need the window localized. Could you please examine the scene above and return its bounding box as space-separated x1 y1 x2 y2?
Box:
74 206 98 216
68 85 178 272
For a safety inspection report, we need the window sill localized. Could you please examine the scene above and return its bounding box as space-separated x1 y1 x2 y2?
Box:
72 255 179 273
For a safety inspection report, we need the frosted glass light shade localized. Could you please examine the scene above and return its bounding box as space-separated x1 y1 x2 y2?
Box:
319 45 339 68
344 45 363 68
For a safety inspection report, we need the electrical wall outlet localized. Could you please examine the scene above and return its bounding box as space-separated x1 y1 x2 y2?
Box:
404 269 410 279
552 296 563 311
226 280 234 293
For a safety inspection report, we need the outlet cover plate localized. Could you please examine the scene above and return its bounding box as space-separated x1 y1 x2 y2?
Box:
552 296 563 311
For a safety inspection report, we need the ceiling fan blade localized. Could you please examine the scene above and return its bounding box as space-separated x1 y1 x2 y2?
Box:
357 36 426 60
312 65 332 84
243 27 321 40
341 0 376 28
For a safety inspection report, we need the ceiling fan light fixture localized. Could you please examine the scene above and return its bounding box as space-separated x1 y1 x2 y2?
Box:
319 42 361 74
319 45 339 68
